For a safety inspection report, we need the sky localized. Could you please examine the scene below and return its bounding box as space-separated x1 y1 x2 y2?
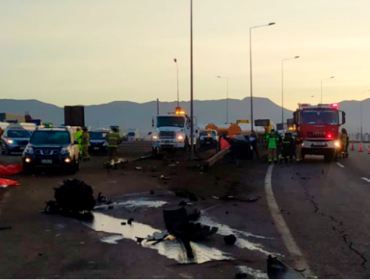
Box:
0 0 370 110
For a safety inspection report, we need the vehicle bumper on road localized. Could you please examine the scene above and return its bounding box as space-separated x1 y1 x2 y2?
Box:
23 155 74 168
302 139 341 155
152 140 185 149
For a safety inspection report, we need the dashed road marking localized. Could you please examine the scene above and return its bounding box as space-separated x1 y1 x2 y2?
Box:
361 177 370 183
265 164 312 276
336 163 345 168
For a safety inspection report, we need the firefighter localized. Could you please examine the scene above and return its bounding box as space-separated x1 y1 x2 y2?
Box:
107 127 120 163
295 132 304 162
81 127 91 161
280 132 295 163
75 127 83 155
340 128 349 157
266 129 279 163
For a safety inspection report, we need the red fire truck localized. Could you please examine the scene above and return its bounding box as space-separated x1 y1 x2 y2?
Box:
293 103 346 161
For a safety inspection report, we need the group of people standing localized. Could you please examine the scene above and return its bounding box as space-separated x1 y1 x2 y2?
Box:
75 126 120 163
266 129 304 163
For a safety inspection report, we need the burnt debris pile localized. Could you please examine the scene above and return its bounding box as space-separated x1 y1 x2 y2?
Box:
44 179 96 215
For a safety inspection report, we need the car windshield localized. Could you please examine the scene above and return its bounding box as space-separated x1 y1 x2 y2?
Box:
90 132 108 140
127 132 135 136
7 130 30 138
157 117 184 128
30 131 70 145
301 110 338 125
201 131 216 137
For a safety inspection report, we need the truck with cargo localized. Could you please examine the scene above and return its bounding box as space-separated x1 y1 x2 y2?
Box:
293 103 346 161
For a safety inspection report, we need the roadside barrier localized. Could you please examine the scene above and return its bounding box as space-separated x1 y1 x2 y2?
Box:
359 142 363 152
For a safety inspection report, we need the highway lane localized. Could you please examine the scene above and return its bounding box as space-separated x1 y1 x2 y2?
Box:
271 149 370 278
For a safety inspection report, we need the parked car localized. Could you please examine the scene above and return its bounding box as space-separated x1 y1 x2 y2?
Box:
22 127 80 174
89 129 110 154
1 127 31 155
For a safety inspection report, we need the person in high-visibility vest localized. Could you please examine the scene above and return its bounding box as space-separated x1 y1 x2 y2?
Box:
107 127 120 162
295 132 304 162
279 132 295 163
340 128 349 157
75 127 83 155
81 127 91 161
266 129 279 163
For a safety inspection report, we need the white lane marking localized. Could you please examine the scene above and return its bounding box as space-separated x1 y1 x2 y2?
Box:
336 162 345 168
361 177 370 183
265 164 312 275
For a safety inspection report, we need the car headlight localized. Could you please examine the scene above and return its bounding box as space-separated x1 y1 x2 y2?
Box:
177 135 184 141
24 146 34 154
61 147 70 155
152 135 158 140
103 142 108 147
334 141 341 148
7 139 14 144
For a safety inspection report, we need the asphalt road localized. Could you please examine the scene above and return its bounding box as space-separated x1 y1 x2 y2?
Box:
272 144 370 278
0 144 370 278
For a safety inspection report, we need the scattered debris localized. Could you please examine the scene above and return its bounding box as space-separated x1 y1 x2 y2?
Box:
135 167 142 171
128 218 134 225
213 195 260 203
185 206 201 221
175 190 198 201
224 234 237 245
0 226 12 230
267 255 304 279
225 211 229 215
150 190 155 195
300 177 307 180
168 163 177 167
98 192 107 203
44 179 96 215
160 175 171 180
179 200 187 206
121 222 126 226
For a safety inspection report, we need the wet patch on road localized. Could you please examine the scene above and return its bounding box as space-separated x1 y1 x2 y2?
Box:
84 212 233 264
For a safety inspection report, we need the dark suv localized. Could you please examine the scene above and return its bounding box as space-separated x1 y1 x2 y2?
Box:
89 129 110 154
22 127 80 174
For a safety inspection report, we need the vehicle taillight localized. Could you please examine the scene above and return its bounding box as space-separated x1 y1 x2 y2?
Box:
327 133 333 139
330 103 338 108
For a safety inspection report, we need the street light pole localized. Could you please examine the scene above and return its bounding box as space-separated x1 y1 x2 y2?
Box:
360 90 369 142
174 58 180 107
217 76 229 124
249 22 275 131
281 56 299 127
320 76 334 104
190 0 194 158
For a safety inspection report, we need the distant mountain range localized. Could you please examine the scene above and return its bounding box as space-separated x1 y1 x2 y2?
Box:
0 97 368 136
